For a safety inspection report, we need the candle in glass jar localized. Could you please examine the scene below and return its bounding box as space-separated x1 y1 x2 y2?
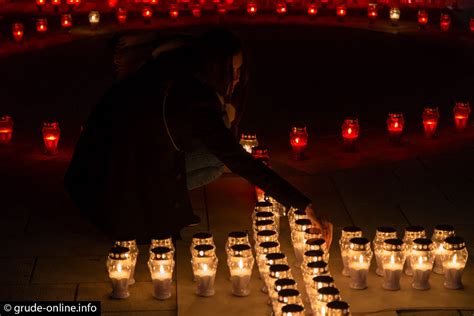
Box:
115 238 139 285
403 225 426 276
442 236 468 290
453 102 470 132
422 107 439 138
418 9 428 30
148 247 174 300
373 226 397 276
150 234 175 255
386 112 404 143
431 224 455 274
274 289 302 316
381 238 405 291
410 238 434 290
88 11 100 28
307 3 318 18
12 23 24 42
341 117 359 152
339 226 363 277
289 124 308 161
192 244 218 296
247 1 257 17
389 7 400 26
42 122 60 155
107 246 132 299
276 2 287 18
0 116 14 145
336 3 347 21
228 244 254 296
292 219 313 265
282 304 304 316
440 14 451 32
36 18 48 33
117 7 128 23
347 237 372 290
61 14 72 29
367 4 377 23
312 286 340 316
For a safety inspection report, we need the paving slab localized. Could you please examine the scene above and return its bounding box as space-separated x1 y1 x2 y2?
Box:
353 312 398 316
460 311 474 316
398 311 461 316
0 284 76 301
0 257 35 285
77 282 176 312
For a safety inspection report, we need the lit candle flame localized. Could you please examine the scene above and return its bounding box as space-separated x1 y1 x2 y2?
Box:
359 254 364 264
159 265 165 275
238 259 244 270
394 122 399 128
203 263 208 272
348 127 352 135
418 256 423 266
117 263 122 273
452 254 457 264
390 254 395 265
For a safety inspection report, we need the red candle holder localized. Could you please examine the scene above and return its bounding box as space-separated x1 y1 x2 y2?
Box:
336 4 347 22
389 7 400 26
51 0 61 10
217 3 227 15
367 4 377 23
36 19 48 33
247 2 257 17
422 107 439 139
307 3 318 18
117 7 128 23
453 102 470 132
142 6 153 23
67 0 81 8
108 0 118 7
0 116 14 146
386 112 404 143
192 4 202 17
290 125 308 161
61 14 72 30
341 117 359 151
470 18 474 32
418 9 428 30
276 2 287 18
169 4 179 19
36 0 46 10
42 122 60 155
252 146 270 201
12 23 24 43
440 14 450 32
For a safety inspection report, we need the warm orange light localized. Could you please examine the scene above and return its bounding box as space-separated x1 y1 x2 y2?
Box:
61 14 72 29
36 19 48 33
150 0 158 4
169 6 179 18
0 116 13 145
440 14 450 32
276 2 287 16
422 107 439 139
307 3 317 16
418 9 428 28
117 7 127 23
192 4 202 17
12 23 24 42
290 125 309 160
108 0 118 7
453 102 470 132
387 112 404 142
247 2 257 16
342 117 359 151
42 122 60 154
337 4 347 18
142 6 153 19
36 0 46 6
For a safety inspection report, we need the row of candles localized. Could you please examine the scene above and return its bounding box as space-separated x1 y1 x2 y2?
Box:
6 6 474 43
240 102 471 160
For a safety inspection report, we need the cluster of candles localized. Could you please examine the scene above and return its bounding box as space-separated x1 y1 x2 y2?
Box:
6 4 474 43
340 225 468 291
239 102 471 160
106 236 176 299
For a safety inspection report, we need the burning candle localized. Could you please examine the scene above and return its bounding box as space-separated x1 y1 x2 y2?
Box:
431 224 455 274
107 246 132 299
257 241 280 275
254 220 277 244
190 232 214 257
61 14 72 30
326 301 351 316
422 107 439 139
192 244 218 296
389 7 400 25
117 7 128 23
150 234 175 255
386 112 404 143
89 11 100 28
36 0 46 10
273 278 297 301
291 219 313 265
228 244 254 296
418 9 428 30
42 122 60 154
267 264 292 305
289 124 309 161
339 226 363 276
276 2 287 17
36 19 48 33
12 23 24 42
217 3 226 15
51 0 61 9
169 4 179 19
312 275 335 291
307 3 318 18
341 117 359 151
381 238 405 291
247 1 257 16
441 236 468 290
226 231 250 255
470 18 474 32
282 304 305 316
289 209 309 230
257 230 279 245
403 225 426 276
0 116 14 145
254 212 277 235
252 146 270 200
453 102 470 132
142 6 153 23
115 238 139 285
440 14 451 32
148 247 174 299
192 4 202 17
305 238 328 254
240 132 258 154
312 286 340 316
373 226 397 277
253 200 278 228
275 289 302 316
303 261 329 288
336 3 347 21
410 238 434 290
347 237 372 290
367 4 377 23
267 196 287 217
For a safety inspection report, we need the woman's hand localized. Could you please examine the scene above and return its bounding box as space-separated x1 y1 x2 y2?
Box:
305 204 333 248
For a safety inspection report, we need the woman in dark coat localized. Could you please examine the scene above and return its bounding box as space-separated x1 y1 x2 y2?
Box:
64 28 333 245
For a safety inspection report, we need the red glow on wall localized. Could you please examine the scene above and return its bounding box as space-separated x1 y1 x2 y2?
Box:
290 125 309 160
247 2 257 16
0 116 13 146
387 112 404 142
61 14 72 29
422 107 439 139
418 9 428 27
42 122 60 154
440 14 451 31
453 102 470 132
36 19 48 33
12 23 24 42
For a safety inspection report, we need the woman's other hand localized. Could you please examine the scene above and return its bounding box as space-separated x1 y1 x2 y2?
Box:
305 204 333 249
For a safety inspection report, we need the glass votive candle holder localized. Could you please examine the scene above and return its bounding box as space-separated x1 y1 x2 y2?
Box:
282 304 305 316
275 289 302 316
115 238 138 285
312 286 340 316
254 211 277 232
432 224 455 274
257 241 281 272
305 238 329 260
410 238 434 290
190 232 214 256
254 219 277 242
327 300 351 316
303 261 329 287
42 122 60 155
148 247 174 300
305 260 331 297
0 116 13 145
267 196 287 217
264 253 288 289
403 226 426 276
150 234 174 255
290 125 309 161
373 226 397 277
257 230 279 244
270 278 297 306
422 107 440 139
340 226 363 276
268 264 292 301
226 231 250 255
303 250 326 265
341 117 359 152
191 244 218 296
312 275 335 291
441 236 468 290
289 209 309 230
107 246 132 299
240 132 258 154
292 219 313 265
453 102 470 132
381 238 405 291
228 244 254 296
347 237 372 290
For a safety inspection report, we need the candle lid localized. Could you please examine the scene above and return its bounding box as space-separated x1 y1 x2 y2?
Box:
43 121 59 128
255 201 273 208
433 225 455 239
150 246 173 260
278 289 300 302
257 230 277 239
254 220 275 231
259 241 279 252
376 226 397 239
291 125 307 133
266 252 286 264
424 106 439 113
443 236 466 250
404 226 425 240
230 244 252 257
295 218 312 227
194 244 215 257
304 250 325 261
109 246 130 260
227 231 249 242
192 232 213 242
269 264 290 278
388 112 403 119
251 146 268 156
306 238 326 247
312 275 335 288
383 238 404 251
255 211 275 219
349 237 370 250
342 226 363 239
412 238 433 251
294 209 306 216
275 278 297 292
455 102 470 109
317 286 340 303
305 227 322 236
281 304 304 314
327 301 350 313
151 233 172 241
115 238 137 252
306 261 329 275
241 132 257 140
